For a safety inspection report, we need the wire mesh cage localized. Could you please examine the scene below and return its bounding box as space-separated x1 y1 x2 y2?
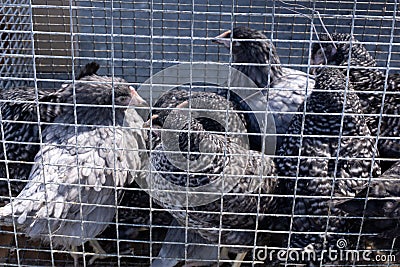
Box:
0 0 399 266
1 0 33 89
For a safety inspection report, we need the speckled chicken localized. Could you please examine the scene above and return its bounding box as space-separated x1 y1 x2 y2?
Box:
99 89 251 261
276 67 381 265
0 73 147 266
335 160 400 252
151 88 251 147
311 33 400 170
145 90 245 267
214 26 315 149
0 62 100 205
97 89 242 264
145 96 278 266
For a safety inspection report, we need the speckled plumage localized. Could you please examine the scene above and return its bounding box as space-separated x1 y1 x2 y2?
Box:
152 89 234 131
139 90 254 266
146 107 277 258
311 33 400 170
276 68 381 264
0 88 58 202
215 26 315 149
0 74 147 258
151 89 250 148
112 88 251 233
335 161 400 250
96 92 212 255
0 62 101 205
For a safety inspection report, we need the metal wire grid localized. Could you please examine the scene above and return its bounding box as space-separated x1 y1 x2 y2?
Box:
0 0 33 89
0 0 399 266
23 0 397 84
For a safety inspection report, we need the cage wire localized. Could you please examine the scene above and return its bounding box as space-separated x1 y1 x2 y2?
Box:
0 0 399 266
1 0 33 89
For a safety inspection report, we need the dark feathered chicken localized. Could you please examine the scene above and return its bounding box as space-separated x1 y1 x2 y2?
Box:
335 161 400 251
311 33 400 171
0 62 101 205
0 73 147 266
145 96 278 265
276 67 381 265
214 26 315 149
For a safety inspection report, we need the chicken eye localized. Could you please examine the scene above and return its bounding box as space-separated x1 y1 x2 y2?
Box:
116 96 130 105
232 41 241 46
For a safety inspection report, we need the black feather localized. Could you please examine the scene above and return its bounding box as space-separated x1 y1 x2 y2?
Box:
76 61 100 80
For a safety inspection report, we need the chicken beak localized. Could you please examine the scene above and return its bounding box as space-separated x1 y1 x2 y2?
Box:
212 30 232 48
175 100 189 109
129 86 148 107
143 114 159 128
309 58 325 75
309 67 317 76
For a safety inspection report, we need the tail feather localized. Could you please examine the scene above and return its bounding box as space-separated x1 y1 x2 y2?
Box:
76 62 100 80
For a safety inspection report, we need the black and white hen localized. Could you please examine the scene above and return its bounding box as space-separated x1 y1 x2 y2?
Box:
144 93 278 266
311 33 400 171
276 67 381 265
0 72 147 266
214 26 315 149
